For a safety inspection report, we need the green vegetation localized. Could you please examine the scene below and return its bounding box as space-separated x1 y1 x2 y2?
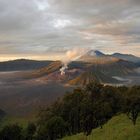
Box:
0 109 6 122
35 83 140 140
0 82 140 140
0 116 31 129
63 114 140 140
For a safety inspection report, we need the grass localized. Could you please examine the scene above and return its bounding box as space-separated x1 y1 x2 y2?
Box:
62 114 140 140
0 114 139 139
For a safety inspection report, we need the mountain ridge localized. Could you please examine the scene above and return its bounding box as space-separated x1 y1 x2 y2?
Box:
78 50 140 63
0 59 53 71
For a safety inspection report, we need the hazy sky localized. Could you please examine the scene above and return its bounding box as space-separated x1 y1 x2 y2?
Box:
0 0 140 61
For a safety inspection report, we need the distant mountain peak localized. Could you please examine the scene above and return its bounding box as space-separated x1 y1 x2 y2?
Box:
75 49 140 64
78 50 112 63
94 50 105 56
86 50 105 57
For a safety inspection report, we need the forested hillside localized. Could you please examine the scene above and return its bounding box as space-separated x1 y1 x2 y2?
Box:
0 82 139 140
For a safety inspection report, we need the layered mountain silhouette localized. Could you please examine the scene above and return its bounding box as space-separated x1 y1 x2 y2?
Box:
22 50 140 85
0 50 139 86
0 59 52 71
112 53 140 63
78 50 140 64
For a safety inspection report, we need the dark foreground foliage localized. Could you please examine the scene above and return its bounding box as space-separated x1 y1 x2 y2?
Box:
0 82 140 140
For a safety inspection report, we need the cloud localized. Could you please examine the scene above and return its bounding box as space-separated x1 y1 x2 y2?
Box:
0 0 140 60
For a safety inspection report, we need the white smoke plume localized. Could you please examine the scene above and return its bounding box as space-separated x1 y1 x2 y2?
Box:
60 63 68 75
60 47 90 75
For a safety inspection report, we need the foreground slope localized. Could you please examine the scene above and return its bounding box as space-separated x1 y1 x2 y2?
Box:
63 114 140 140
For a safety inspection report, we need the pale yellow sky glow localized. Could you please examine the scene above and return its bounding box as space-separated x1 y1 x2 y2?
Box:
0 54 64 62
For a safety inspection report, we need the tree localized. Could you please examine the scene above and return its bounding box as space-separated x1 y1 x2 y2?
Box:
85 82 103 100
37 116 68 140
101 85 122 114
94 101 112 129
0 124 22 140
24 123 36 140
61 88 85 134
124 86 140 125
80 98 95 136
0 109 6 123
